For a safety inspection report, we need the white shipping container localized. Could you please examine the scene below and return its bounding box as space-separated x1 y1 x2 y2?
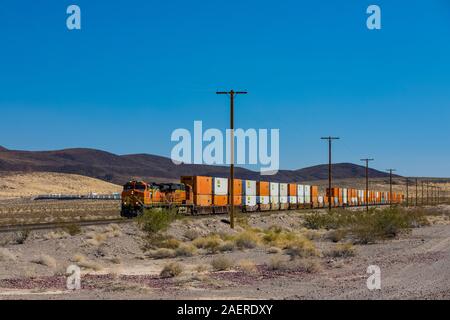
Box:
257 196 270 205
243 196 257 206
279 183 288 196
289 196 297 204
213 177 228 195
279 196 288 204
297 185 305 203
270 196 279 204
318 196 324 204
243 180 256 196
270 182 279 196
304 185 311 203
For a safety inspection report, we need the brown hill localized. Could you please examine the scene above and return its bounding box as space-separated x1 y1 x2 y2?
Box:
0 146 397 185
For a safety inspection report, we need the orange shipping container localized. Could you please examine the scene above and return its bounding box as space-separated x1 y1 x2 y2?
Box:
213 195 228 206
181 176 212 195
257 181 270 196
231 196 242 206
229 179 243 196
288 183 297 196
194 194 212 206
311 186 319 197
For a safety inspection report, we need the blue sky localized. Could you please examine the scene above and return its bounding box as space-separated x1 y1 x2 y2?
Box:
0 0 449 177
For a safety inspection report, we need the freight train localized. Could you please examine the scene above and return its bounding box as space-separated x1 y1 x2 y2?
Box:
120 176 405 217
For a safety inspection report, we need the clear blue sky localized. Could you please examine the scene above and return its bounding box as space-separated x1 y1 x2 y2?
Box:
1 0 449 177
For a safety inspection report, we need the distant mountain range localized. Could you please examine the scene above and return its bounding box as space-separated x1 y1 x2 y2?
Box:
0 146 398 185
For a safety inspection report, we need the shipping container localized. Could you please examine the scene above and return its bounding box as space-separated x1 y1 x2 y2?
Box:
194 194 212 206
297 185 305 204
244 180 257 196
257 181 270 196
213 177 228 195
231 196 242 206
229 179 242 196
213 195 228 206
279 183 288 196
304 185 311 203
270 182 279 196
288 183 297 197
181 176 212 195
243 195 257 207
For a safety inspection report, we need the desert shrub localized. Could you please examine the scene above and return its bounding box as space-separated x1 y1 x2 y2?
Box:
266 247 282 254
218 241 236 252
325 229 347 243
325 243 355 258
175 244 197 257
78 259 103 271
160 262 183 278
32 254 57 268
233 231 259 249
267 255 287 271
284 237 319 259
148 248 176 259
64 223 82 236
183 229 200 241
290 258 322 273
192 235 222 253
137 208 180 234
211 256 233 271
238 259 257 273
14 229 30 244
160 238 181 249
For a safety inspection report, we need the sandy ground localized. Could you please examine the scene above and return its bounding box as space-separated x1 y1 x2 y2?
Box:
0 172 121 200
1 205 450 300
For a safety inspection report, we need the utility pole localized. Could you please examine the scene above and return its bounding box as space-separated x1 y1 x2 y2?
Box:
415 178 418 207
426 182 429 205
360 158 374 211
421 180 424 206
321 136 340 212
406 178 409 207
386 169 396 206
216 90 247 229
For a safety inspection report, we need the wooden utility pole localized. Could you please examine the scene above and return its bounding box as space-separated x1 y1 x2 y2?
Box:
360 158 374 211
321 137 339 212
386 169 396 206
216 90 247 229
415 178 418 207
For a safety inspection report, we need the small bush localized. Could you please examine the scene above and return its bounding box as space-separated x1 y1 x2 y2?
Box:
238 259 257 273
325 229 347 243
137 208 179 234
266 247 282 254
211 256 233 271
326 243 355 258
184 229 200 241
64 223 81 236
160 262 183 278
14 229 30 244
32 254 57 268
218 241 236 252
284 237 319 259
148 248 176 259
78 260 103 271
234 231 259 249
290 258 322 273
175 244 197 257
160 238 181 249
192 235 222 253
267 255 287 271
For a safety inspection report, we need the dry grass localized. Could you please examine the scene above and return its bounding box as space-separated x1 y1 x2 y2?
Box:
72 253 87 263
267 246 282 254
284 237 319 259
32 254 57 268
184 229 200 241
218 241 236 252
325 243 355 258
78 259 103 271
0 248 16 261
44 230 69 240
175 244 197 257
148 248 176 259
233 231 259 249
192 235 223 253
290 258 322 273
238 259 257 273
267 255 286 270
211 256 233 271
160 262 183 278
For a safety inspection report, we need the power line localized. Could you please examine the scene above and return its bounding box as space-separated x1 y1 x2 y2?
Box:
386 169 396 206
360 158 374 211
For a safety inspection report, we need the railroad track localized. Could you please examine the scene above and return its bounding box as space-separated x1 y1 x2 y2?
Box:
0 218 131 233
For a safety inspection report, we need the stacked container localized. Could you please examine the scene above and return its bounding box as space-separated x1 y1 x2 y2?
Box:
288 183 297 209
180 176 213 208
243 180 257 211
342 188 348 206
297 185 305 208
279 183 288 210
311 185 318 207
213 177 228 206
270 182 280 210
257 181 270 211
304 185 311 207
229 179 242 207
